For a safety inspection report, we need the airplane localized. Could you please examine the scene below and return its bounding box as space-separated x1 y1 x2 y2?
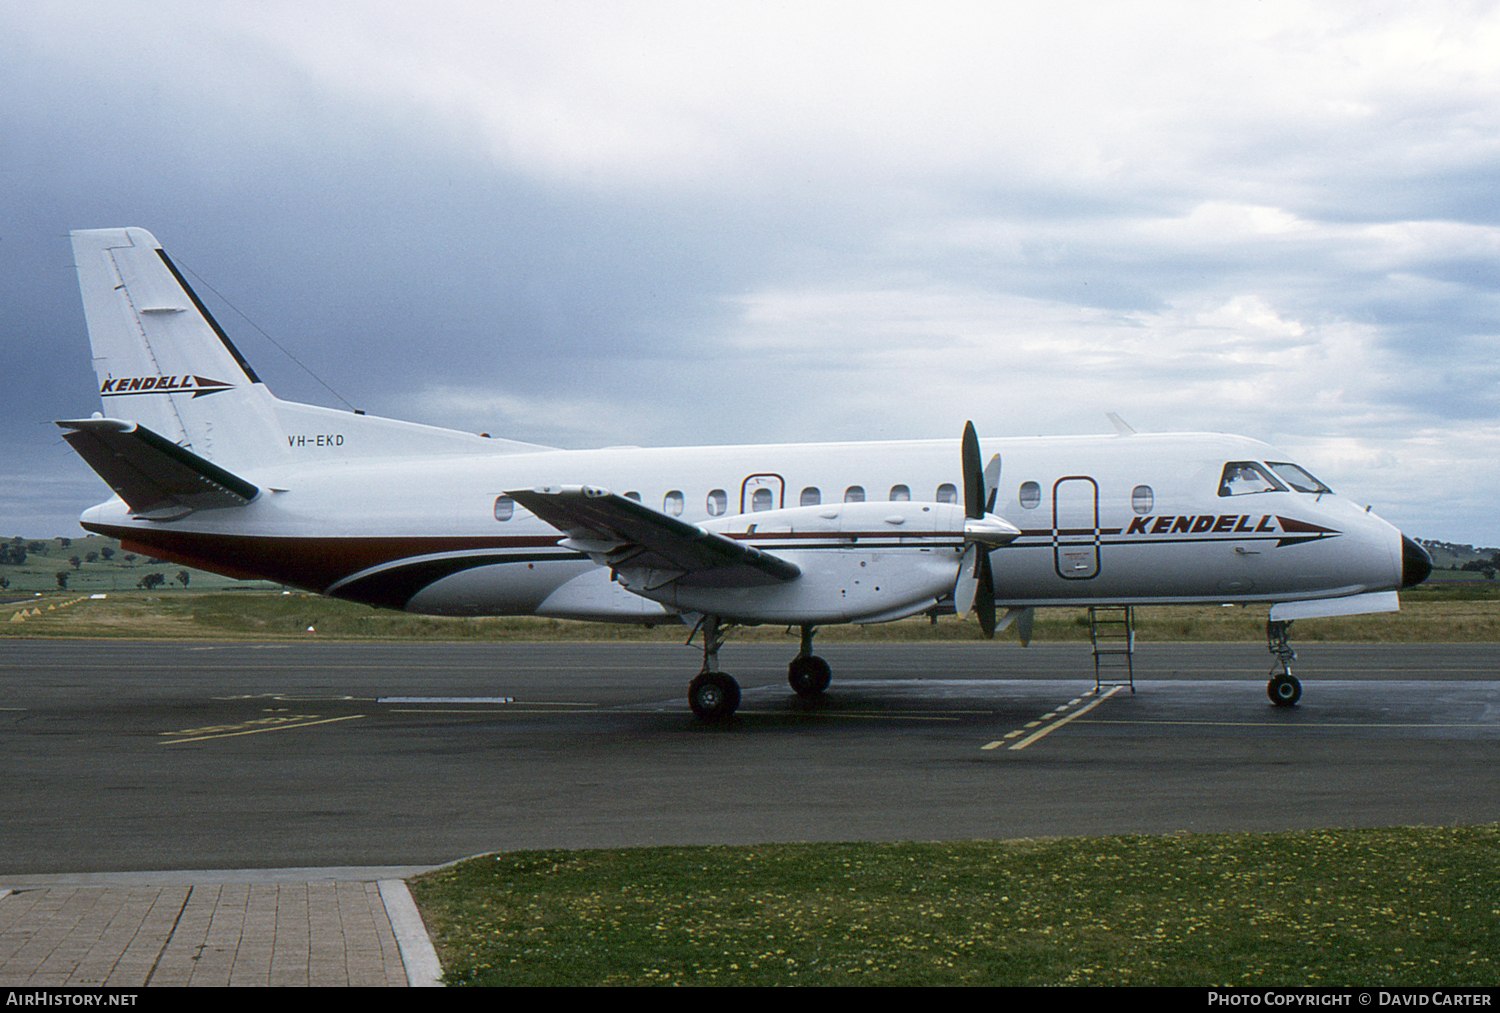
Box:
56 227 1433 720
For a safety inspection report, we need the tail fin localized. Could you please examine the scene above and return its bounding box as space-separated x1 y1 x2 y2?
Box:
70 228 549 471
71 228 288 466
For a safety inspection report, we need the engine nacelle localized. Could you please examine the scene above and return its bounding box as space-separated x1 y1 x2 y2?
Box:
636 500 968 625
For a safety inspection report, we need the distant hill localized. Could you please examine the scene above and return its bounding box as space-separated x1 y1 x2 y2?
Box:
1418 538 1499 578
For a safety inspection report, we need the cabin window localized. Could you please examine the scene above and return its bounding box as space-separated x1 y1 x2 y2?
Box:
1018 481 1041 509
493 495 515 521
1131 485 1154 514
1266 462 1332 494
664 491 685 516
936 483 957 504
706 489 728 516
844 486 866 503
800 487 821 507
889 484 910 502
751 487 774 511
1218 462 1286 497
624 491 641 502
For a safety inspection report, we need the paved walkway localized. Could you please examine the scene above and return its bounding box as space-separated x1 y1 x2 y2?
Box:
0 868 442 987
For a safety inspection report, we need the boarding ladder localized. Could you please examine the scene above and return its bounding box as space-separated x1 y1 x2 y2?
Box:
1088 605 1136 693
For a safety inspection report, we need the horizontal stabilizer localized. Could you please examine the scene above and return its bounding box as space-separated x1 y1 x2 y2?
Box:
509 485 801 589
57 417 259 520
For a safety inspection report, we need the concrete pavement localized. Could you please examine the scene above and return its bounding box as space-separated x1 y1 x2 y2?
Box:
0 868 442 987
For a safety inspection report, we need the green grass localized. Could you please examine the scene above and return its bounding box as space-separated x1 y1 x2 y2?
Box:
409 827 1500 987
5 584 1500 642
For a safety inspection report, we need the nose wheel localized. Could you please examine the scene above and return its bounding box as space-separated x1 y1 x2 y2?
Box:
1267 672 1302 706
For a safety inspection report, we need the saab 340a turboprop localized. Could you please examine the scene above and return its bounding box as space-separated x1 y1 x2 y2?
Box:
57 228 1432 720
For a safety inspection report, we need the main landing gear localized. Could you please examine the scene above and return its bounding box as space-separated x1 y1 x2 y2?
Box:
687 615 741 721
685 619 836 720
787 625 832 699
1266 619 1302 707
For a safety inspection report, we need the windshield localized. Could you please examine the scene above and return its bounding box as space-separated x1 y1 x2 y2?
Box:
1218 462 1286 497
1266 462 1332 494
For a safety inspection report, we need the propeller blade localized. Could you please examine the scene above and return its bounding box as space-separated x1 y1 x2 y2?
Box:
998 606 1035 646
962 421 984 520
954 543 979 615
975 550 996 639
953 543 997 638
964 421 1002 516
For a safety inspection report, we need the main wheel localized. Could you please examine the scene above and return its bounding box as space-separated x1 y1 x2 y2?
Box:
1267 674 1302 707
688 671 741 720
788 655 832 698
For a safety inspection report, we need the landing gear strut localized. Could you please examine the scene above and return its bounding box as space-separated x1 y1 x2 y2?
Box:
687 615 741 721
1266 619 1302 707
787 625 832 698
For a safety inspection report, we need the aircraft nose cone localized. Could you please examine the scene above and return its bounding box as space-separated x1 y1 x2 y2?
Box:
1401 535 1433 588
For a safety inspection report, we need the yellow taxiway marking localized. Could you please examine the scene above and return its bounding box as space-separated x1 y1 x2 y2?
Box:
982 685 1124 751
160 713 363 744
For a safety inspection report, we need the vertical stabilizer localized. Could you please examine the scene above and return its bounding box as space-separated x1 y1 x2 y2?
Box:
71 228 546 471
71 227 285 467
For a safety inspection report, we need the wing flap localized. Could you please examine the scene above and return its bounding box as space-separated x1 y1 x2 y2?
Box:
58 417 259 519
508 485 800 588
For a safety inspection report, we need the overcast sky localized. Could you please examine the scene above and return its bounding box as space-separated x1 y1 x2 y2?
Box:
4 2 1498 545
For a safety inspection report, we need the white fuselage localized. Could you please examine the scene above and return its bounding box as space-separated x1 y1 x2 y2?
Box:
80 430 1408 626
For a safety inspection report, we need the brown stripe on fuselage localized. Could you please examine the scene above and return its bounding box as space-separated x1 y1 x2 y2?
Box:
90 524 567 592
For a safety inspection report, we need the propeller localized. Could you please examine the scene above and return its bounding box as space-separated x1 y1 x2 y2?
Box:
954 421 1018 638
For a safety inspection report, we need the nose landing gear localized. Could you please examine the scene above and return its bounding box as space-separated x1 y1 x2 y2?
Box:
1266 619 1302 707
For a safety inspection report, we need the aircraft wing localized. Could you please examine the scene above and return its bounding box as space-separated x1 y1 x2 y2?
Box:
508 485 801 590
57 417 259 520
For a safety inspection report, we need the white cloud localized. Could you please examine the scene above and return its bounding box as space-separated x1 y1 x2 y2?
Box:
7 1 1500 545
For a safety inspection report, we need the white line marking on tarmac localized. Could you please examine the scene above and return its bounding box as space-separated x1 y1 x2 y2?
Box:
981 685 1124 751
378 696 515 704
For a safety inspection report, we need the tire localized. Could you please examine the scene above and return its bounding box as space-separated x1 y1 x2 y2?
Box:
788 655 832 698
1267 674 1302 707
688 672 741 720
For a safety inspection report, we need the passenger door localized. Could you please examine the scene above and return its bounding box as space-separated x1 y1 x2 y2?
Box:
740 474 785 513
1053 476 1100 579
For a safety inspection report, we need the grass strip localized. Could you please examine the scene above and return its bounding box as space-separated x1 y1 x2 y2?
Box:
409 826 1500 987
4 584 1499 642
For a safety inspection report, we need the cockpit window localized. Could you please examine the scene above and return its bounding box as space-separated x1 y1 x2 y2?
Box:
1266 462 1332 494
1218 462 1287 497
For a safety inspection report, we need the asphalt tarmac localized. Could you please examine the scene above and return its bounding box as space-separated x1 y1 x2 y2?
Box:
3 639 1497 874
